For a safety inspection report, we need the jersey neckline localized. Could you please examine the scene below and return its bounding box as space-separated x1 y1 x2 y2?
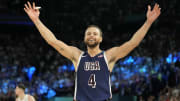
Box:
86 51 104 58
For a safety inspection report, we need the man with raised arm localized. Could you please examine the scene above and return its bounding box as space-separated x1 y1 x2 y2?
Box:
24 2 161 101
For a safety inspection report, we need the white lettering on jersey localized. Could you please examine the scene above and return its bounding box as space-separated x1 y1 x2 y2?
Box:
84 61 100 71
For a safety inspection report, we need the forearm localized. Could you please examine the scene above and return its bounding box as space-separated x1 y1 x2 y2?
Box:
33 19 57 44
130 20 152 45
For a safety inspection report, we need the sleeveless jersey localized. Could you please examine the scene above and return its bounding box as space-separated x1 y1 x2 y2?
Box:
17 94 28 101
74 51 112 101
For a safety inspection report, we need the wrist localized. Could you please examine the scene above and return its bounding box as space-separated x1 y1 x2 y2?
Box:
32 18 40 24
145 20 153 26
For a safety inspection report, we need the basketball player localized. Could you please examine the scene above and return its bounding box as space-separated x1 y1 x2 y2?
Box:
24 1 161 101
15 84 35 101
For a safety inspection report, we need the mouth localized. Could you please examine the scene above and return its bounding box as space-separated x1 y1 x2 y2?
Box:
88 39 95 42
85 38 98 48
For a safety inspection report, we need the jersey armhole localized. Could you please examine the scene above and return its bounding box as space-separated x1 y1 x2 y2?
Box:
103 52 111 72
104 52 113 98
75 52 84 72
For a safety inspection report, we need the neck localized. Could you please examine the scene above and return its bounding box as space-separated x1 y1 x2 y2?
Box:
19 93 25 100
87 45 102 57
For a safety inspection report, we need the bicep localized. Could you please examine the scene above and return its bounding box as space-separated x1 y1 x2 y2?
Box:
106 41 137 62
49 39 82 61
115 41 137 59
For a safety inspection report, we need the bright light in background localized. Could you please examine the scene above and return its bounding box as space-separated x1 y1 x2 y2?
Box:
139 66 147 73
2 82 8 94
45 89 56 99
70 64 75 71
59 84 63 88
58 64 75 72
123 56 134 64
25 88 29 94
166 53 178 63
38 84 48 95
27 66 36 81
166 54 173 63
58 65 67 72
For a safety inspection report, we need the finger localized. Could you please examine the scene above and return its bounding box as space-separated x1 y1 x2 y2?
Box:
157 7 161 12
148 5 151 11
155 7 161 16
153 4 160 14
24 8 28 13
27 1 32 9
157 4 159 8
158 8 161 14
24 4 29 10
156 4 160 10
153 3 158 10
33 2 35 9
155 4 159 10
155 5 161 13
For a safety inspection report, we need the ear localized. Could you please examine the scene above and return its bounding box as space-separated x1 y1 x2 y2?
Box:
100 37 103 43
84 36 86 42
84 32 87 41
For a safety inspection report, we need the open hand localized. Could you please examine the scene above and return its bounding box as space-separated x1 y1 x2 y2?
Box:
24 1 40 22
146 3 161 24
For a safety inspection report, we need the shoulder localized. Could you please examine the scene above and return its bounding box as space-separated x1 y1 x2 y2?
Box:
16 98 19 101
27 95 35 101
104 49 118 72
70 46 83 59
104 47 118 62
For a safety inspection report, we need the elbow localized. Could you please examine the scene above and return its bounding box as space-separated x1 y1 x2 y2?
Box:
46 39 57 45
134 42 140 47
129 40 140 48
46 40 53 45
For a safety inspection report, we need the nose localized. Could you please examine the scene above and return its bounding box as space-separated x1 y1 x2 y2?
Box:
89 36 95 39
86 34 93 38
89 33 94 37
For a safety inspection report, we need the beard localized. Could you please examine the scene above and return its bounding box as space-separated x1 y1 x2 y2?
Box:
84 40 99 48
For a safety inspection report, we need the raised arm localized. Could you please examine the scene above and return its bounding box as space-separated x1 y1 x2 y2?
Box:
106 4 161 72
24 2 82 70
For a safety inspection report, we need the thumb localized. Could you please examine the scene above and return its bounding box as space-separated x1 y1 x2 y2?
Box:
148 5 151 11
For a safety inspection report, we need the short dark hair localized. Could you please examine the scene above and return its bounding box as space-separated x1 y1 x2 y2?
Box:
86 25 103 37
17 83 25 91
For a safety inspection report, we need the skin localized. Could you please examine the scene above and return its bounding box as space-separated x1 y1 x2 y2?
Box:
24 1 161 73
15 86 35 101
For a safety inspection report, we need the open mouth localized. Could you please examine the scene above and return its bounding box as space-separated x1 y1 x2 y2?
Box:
88 39 95 42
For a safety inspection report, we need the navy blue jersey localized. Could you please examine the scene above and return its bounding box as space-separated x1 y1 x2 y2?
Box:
74 51 112 101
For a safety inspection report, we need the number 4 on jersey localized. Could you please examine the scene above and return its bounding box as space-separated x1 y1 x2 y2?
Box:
88 74 96 88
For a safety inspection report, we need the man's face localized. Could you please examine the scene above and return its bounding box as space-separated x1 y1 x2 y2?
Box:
84 27 102 48
15 86 22 95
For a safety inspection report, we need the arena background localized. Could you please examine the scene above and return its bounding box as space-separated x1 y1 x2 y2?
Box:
0 0 180 101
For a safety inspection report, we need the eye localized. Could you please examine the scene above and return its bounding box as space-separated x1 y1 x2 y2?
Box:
93 32 97 35
87 32 91 35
